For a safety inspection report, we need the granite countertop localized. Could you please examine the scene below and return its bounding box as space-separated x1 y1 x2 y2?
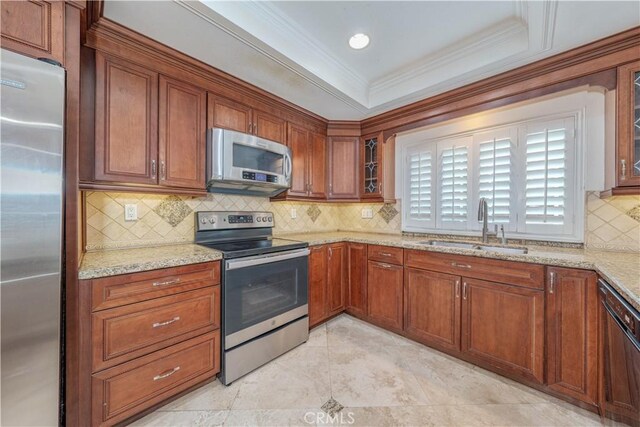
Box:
278 231 640 311
78 244 223 280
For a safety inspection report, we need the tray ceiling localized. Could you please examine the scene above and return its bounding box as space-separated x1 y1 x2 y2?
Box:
103 1 639 120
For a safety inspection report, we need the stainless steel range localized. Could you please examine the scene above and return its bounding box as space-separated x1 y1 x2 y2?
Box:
195 211 309 385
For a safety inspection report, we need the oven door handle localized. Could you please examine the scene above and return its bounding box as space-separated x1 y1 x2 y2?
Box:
226 248 310 270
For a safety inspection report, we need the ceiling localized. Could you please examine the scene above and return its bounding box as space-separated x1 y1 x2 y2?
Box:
103 1 639 121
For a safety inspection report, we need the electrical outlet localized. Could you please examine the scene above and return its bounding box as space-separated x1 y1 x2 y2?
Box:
361 208 373 219
290 208 297 219
124 204 138 221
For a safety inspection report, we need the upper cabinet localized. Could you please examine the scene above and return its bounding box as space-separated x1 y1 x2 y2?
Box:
360 132 395 202
87 52 207 194
0 0 64 65
207 94 286 144
616 60 640 189
327 137 360 200
280 122 326 199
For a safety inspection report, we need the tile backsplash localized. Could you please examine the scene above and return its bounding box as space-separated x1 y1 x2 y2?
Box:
84 191 639 253
585 192 640 252
84 192 401 251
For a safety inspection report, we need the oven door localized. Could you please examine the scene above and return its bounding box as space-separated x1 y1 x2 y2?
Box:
223 248 309 350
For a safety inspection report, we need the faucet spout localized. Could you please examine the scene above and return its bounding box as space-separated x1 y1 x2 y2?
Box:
478 198 495 243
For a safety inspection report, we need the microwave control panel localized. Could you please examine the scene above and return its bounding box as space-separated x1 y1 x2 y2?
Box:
242 171 278 183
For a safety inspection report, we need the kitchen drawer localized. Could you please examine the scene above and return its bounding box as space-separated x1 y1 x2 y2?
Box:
368 245 403 265
404 250 544 290
92 287 220 371
92 331 219 426
90 262 220 311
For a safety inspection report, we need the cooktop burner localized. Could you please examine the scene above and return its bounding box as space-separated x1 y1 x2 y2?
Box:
198 237 307 259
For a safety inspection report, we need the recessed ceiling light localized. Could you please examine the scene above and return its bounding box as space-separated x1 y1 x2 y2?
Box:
349 33 370 50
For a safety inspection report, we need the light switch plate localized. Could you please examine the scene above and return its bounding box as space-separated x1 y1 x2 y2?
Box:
290 208 297 219
124 204 138 221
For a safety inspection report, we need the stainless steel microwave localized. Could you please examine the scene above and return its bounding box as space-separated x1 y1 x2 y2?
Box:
206 128 292 197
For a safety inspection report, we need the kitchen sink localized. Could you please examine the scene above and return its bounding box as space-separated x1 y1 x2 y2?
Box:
419 240 477 249
477 245 528 255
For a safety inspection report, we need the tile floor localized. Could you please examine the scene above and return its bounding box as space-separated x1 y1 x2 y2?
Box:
132 315 622 427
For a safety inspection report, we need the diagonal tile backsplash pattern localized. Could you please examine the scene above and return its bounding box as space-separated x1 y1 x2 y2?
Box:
84 192 401 251
84 191 639 253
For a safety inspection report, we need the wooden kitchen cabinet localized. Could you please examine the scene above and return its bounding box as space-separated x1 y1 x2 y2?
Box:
327 243 347 315
367 260 403 332
360 131 395 202
94 52 159 185
283 122 326 199
328 136 360 200
461 278 545 384
309 243 346 327
159 76 207 189
91 53 207 193
346 243 367 317
546 267 598 406
1 0 65 65
207 93 286 144
404 268 461 352
616 60 640 190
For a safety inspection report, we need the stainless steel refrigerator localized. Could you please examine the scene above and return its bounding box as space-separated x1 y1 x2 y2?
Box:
1 48 65 426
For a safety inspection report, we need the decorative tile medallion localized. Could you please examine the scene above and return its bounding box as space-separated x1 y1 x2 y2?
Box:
307 205 322 222
153 195 193 227
378 203 399 223
321 397 344 416
626 205 640 222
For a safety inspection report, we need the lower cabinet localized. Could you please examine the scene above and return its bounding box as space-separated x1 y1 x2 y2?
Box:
404 268 461 352
346 243 367 317
309 243 346 327
79 262 221 426
367 260 403 331
546 267 598 405
461 278 545 384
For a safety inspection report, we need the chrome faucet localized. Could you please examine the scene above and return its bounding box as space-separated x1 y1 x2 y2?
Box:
478 198 497 243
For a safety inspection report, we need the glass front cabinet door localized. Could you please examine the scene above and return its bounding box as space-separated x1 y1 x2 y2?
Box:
617 60 640 188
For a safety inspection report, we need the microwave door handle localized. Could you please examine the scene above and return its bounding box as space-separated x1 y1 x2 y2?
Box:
284 152 292 179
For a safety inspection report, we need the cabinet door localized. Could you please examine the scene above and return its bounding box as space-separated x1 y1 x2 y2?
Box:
347 243 367 317
159 76 206 190
328 137 359 199
405 268 461 352
461 278 544 383
1 0 64 65
367 261 403 331
360 132 383 200
617 60 640 187
546 267 598 405
327 243 346 315
286 123 309 197
207 94 251 133
308 131 327 198
95 53 158 184
308 245 328 327
254 110 286 144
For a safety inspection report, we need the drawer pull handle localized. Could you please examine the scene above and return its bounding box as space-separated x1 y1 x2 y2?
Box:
153 366 180 381
455 280 460 298
379 252 393 257
152 278 181 287
549 272 556 293
451 262 471 269
463 282 468 300
152 316 180 328
379 263 393 269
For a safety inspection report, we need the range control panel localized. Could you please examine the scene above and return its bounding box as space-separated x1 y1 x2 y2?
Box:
195 211 274 231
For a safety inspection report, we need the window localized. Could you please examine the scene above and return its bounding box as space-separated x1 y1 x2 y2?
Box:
402 115 580 241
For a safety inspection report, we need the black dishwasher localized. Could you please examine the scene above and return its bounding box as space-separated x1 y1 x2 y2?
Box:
599 279 640 427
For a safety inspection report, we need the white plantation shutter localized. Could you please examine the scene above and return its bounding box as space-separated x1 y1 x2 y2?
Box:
476 134 513 225
405 146 435 228
439 138 472 228
523 119 574 232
